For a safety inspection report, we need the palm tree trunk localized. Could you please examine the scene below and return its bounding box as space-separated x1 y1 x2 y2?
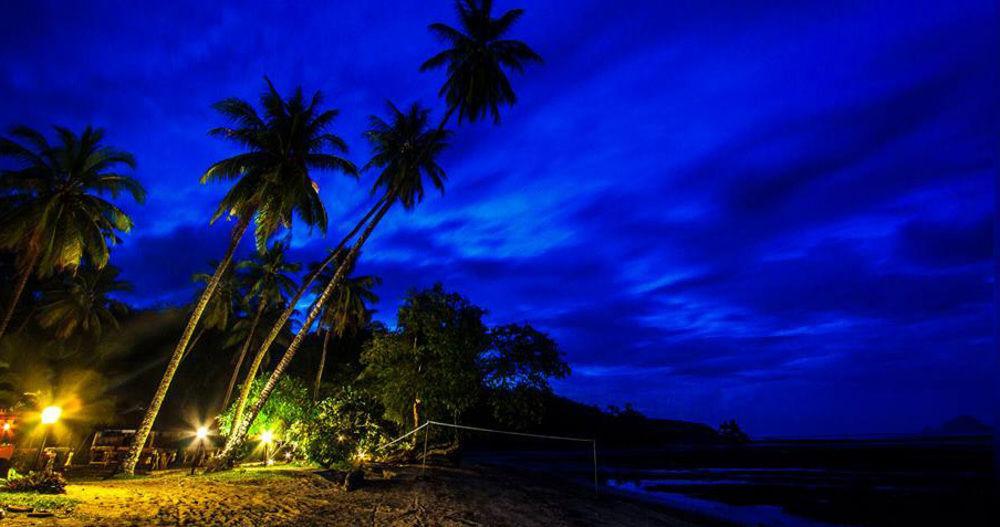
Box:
121 215 250 476
412 398 421 431
221 300 266 412
0 249 39 341
213 197 394 468
437 104 457 135
227 195 386 433
312 329 331 401
181 327 206 362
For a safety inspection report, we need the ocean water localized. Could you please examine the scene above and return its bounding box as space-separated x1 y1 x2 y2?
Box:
464 437 997 527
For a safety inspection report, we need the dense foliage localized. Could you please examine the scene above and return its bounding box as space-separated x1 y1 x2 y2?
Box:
293 386 389 468
218 375 309 440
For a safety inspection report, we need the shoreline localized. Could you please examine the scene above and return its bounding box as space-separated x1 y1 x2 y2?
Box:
0 464 716 526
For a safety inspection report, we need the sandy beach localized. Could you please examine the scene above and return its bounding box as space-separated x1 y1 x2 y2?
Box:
0 464 708 526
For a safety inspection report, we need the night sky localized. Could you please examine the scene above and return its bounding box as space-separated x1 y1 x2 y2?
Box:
1 1 996 436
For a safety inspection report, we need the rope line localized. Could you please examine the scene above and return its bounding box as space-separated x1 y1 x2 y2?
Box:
375 421 429 451
373 420 599 495
425 420 595 443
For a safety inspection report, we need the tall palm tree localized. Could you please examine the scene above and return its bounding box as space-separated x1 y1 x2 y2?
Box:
222 240 299 415
214 102 449 465
420 0 542 128
35 264 132 343
122 79 356 475
312 254 380 400
215 2 541 465
0 126 145 341
218 3 541 424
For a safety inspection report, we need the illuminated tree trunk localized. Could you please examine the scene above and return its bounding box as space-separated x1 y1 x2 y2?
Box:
228 195 385 432
221 298 266 412
0 248 39 341
213 198 393 468
312 329 331 401
121 215 250 476
412 398 421 431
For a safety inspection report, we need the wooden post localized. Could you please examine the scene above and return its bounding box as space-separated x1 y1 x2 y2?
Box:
592 440 599 496
421 423 430 475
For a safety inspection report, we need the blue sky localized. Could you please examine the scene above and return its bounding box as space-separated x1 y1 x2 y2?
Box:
1 0 996 436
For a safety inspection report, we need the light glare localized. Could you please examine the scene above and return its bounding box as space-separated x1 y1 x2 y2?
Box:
41 406 62 425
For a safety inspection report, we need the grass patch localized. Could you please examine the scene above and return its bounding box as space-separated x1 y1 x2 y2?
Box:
0 491 79 511
202 464 312 483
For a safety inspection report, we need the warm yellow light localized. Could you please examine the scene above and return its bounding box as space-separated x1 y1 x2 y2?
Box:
41 406 62 425
2 422 10 431
196 426 209 440
336 434 346 442
260 430 274 444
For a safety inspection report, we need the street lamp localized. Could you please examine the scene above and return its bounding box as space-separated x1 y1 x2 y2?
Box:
191 425 210 475
35 405 62 472
260 430 274 465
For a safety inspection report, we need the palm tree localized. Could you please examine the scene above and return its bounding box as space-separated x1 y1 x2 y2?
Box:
122 79 357 475
35 264 132 343
213 102 449 465
0 126 145 341
222 240 299 416
420 0 542 128
219 3 542 424
185 264 240 359
215 2 541 465
312 254 380 400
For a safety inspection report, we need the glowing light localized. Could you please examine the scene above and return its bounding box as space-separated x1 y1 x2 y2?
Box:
196 426 209 440
2 422 10 431
41 406 62 425
336 434 346 442
260 430 274 444
284 452 292 459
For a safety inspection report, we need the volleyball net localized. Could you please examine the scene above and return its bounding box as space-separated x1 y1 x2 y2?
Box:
377 420 599 494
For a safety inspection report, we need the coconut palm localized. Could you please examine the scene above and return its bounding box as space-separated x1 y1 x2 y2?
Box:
184 264 240 359
420 0 542 127
213 102 448 465
123 78 356 475
35 264 132 343
222 240 299 415
0 126 145 341
312 254 380 399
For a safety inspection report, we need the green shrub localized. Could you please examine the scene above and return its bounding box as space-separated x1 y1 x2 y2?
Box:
218 374 311 446
4 471 67 494
295 386 389 468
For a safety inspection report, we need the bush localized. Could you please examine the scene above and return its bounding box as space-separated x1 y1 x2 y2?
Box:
218 374 311 446
295 386 389 469
4 471 67 494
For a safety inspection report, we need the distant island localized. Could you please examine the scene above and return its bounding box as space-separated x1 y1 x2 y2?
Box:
922 415 995 437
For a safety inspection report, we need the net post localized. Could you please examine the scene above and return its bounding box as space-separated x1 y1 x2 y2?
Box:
592 439 598 496
421 422 430 475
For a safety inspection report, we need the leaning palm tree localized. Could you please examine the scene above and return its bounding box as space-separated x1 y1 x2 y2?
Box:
0 126 145 341
312 254 380 400
215 3 541 465
213 102 449 465
420 0 542 128
35 264 132 344
122 79 356 475
221 240 299 416
215 7 540 428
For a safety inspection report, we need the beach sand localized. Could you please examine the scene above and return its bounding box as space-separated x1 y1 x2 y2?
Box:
0 464 708 526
